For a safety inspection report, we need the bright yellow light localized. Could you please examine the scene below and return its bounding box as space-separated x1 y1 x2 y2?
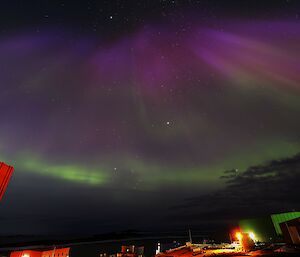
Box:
22 254 30 257
236 232 242 241
249 232 255 240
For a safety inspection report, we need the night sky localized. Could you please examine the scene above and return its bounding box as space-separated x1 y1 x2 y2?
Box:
0 0 300 236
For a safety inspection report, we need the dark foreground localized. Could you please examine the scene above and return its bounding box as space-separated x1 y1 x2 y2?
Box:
0 237 299 257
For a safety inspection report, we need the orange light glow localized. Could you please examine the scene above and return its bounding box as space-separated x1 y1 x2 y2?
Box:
236 232 242 241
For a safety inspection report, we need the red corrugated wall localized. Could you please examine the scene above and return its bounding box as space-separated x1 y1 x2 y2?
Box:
11 248 70 257
0 162 14 201
42 248 70 257
10 250 42 257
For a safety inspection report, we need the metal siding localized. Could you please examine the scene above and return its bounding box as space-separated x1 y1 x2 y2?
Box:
0 162 14 201
42 248 70 257
10 250 42 257
11 248 70 257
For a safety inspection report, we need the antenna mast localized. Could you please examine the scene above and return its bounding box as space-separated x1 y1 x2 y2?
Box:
188 229 192 244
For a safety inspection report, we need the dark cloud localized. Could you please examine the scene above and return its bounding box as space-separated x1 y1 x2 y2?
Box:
171 153 300 223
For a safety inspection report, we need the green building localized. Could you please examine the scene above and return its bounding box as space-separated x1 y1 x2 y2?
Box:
239 212 300 242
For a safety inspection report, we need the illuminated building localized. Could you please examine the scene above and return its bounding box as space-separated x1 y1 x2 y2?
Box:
235 233 255 252
239 211 300 242
100 245 144 257
10 250 42 257
118 245 144 257
10 248 70 257
0 162 14 201
155 242 203 257
41 248 70 257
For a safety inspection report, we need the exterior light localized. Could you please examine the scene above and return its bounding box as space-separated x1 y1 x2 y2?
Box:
236 232 242 241
249 232 255 241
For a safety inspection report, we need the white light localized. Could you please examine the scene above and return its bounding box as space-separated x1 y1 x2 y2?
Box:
249 232 255 240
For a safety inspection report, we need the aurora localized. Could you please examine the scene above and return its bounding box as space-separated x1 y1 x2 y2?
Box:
0 1 300 235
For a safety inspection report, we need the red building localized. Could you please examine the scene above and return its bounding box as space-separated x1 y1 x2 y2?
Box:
10 250 42 257
41 248 70 257
10 248 70 257
0 162 14 201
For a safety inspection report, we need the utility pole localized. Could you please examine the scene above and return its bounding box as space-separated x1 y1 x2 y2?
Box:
188 229 192 244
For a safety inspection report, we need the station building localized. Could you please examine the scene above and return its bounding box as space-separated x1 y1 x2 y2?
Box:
10 250 42 257
10 248 70 257
0 162 14 201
